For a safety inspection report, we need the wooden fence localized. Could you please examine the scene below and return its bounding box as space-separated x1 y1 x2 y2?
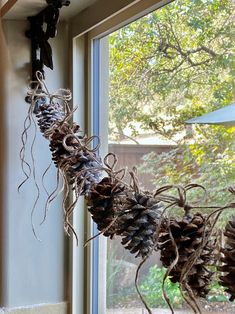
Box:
108 143 174 191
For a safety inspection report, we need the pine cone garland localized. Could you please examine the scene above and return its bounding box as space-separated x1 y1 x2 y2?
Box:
86 177 127 238
118 192 163 259
218 217 235 301
158 213 215 297
24 75 235 314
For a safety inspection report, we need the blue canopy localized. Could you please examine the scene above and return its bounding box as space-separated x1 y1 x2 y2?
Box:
186 103 235 126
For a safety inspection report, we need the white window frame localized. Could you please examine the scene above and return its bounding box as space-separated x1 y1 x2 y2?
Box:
70 1 174 313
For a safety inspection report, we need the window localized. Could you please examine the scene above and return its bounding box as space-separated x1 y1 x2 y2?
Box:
73 0 235 313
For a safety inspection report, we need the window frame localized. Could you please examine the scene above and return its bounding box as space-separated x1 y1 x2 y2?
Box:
70 1 174 313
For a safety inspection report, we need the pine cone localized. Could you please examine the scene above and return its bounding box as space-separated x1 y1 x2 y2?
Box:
158 213 215 297
36 100 65 136
118 192 163 259
218 217 235 301
49 121 102 195
86 177 127 238
49 121 80 169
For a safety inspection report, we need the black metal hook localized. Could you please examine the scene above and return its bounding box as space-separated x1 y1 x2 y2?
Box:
25 0 70 103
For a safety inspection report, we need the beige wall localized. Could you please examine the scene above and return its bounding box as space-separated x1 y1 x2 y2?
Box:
0 19 70 312
0 15 8 310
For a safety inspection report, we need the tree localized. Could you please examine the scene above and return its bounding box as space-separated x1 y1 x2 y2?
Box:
109 0 235 216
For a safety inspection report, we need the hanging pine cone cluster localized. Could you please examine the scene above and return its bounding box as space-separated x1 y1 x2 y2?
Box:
86 177 163 258
21 73 235 314
117 191 163 258
33 96 103 196
27 77 103 197
158 212 215 298
48 121 102 195
86 176 127 238
218 216 235 301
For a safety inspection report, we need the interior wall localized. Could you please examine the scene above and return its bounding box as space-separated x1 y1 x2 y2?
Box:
0 17 8 309
0 19 69 309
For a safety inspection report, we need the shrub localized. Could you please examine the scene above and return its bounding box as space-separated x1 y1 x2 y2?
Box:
140 265 184 308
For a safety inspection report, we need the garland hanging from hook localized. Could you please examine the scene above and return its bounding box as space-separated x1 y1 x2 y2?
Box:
19 72 235 314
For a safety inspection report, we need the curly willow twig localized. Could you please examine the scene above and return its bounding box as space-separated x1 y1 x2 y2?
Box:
19 72 74 239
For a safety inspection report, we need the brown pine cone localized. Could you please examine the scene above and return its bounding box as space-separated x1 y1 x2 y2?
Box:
49 121 102 195
218 217 235 301
86 177 127 238
158 213 215 298
49 121 80 164
118 192 163 259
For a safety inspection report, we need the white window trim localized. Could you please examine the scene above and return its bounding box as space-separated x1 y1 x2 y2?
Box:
71 0 173 39
70 1 175 313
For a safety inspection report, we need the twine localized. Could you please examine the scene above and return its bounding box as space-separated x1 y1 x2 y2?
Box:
27 71 72 104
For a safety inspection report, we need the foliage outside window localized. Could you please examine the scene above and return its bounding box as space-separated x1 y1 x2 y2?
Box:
106 0 234 312
109 0 234 210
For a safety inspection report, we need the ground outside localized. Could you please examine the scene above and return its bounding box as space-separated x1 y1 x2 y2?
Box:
107 304 235 314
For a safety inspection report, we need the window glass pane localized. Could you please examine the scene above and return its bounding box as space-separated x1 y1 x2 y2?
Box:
104 0 235 313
